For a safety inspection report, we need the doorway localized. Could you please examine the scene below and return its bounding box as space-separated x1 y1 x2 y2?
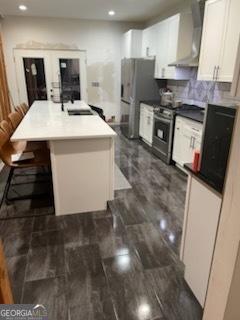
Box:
23 57 48 106
59 58 81 101
14 49 88 106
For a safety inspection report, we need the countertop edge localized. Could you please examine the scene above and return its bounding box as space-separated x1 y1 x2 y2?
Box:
176 112 204 124
11 133 117 142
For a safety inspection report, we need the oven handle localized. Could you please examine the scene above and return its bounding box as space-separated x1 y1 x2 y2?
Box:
154 116 171 124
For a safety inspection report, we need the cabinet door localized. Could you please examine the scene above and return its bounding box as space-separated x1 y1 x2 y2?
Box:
122 30 142 58
145 110 154 145
218 0 240 82
155 20 169 78
142 25 157 57
139 107 145 138
165 15 180 79
183 177 222 306
182 123 195 166
198 0 227 81
122 31 131 59
172 117 183 164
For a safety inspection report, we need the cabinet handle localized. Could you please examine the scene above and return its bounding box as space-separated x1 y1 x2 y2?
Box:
192 137 196 149
191 128 200 132
213 66 217 81
147 116 151 125
190 137 193 148
190 136 196 149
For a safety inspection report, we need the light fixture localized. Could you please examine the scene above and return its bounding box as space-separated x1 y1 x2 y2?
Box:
19 4 27 11
108 10 115 16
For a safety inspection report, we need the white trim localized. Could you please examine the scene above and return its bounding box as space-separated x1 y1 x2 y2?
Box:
14 48 88 105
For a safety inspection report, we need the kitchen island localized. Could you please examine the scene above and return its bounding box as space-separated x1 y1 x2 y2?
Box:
11 101 117 216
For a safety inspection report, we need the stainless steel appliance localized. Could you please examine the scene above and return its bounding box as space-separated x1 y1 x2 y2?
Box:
152 104 204 164
161 91 175 107
120 58 160 139
152 106 175 164
200 103 236 193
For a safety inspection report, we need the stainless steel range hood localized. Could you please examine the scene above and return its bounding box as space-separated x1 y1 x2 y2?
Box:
169 0 206 67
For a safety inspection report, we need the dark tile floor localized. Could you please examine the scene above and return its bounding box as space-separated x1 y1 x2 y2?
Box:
0 127 203 320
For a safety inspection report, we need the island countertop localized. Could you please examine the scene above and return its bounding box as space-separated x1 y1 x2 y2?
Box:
11 100 117 141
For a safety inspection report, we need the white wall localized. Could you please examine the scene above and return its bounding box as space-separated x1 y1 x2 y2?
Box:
145 0 191 27
1 16 142 122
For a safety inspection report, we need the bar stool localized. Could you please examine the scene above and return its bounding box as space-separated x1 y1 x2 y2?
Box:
20 103 29 114
8 112 22 131
15 104 29 116
15 106 25 117
0 128 51 211
0 120 46 153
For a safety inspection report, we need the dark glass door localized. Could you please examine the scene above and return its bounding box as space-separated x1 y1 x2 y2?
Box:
152 115 173 163
59 58 81 101
153 117 170 144
200 104 236 192
23 58 47 106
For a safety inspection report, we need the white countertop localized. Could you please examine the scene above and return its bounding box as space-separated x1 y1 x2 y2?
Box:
11 101 117 141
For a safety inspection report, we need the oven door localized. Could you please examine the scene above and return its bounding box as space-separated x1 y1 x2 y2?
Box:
152 115 173 163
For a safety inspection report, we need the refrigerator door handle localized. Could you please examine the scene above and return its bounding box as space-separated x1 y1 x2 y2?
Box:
121 84 124 99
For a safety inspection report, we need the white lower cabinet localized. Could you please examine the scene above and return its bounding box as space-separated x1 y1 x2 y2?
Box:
139 103 154 146
181 176 222 307
172 116 203 167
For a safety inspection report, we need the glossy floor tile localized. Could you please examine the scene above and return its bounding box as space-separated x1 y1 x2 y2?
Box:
0 127 202 320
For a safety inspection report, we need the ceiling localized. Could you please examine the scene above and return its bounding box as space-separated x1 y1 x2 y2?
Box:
0 0 186 22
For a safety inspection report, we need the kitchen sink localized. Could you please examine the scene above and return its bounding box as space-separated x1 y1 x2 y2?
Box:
68 109 93 116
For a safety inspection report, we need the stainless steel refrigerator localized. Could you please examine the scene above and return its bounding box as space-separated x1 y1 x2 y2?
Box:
120 58 160 139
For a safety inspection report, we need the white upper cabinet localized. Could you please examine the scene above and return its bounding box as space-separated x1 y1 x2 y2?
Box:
141 24 158 57
198 0 240 82
198 0 227 81
154 13 193 80
122 30 143 59
155 19 169 79
218 0 240 81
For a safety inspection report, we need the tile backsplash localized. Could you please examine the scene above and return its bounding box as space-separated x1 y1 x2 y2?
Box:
167 69 240 108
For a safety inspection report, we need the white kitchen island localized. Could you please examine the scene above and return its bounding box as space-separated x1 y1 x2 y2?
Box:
11 101 117 216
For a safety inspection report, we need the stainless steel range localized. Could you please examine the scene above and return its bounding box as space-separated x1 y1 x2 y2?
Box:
152 106 175 164
152 104 204 164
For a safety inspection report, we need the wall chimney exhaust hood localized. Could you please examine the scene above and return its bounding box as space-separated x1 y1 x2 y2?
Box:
169 0 206 67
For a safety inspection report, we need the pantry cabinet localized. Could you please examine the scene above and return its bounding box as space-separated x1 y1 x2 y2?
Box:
172 116 203 167
181 176 222 307
122 30 143 59
154 13 193 80
139 103 154 146
198 0 240 82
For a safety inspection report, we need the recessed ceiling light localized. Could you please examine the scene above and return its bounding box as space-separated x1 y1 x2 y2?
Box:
19 5 27 11
108 10 115 16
